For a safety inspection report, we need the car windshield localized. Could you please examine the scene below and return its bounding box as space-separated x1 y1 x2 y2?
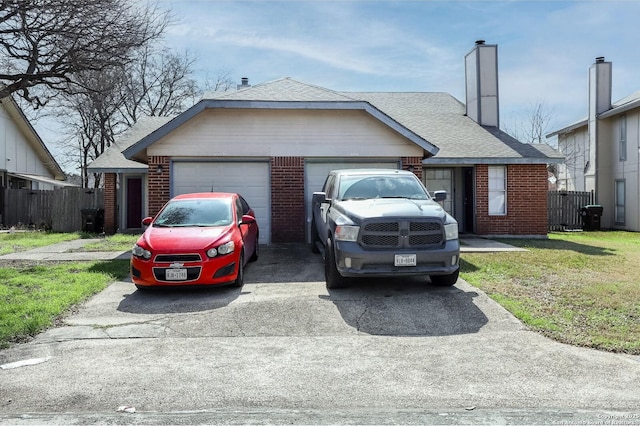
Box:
338 175 429 200
153 198 233 227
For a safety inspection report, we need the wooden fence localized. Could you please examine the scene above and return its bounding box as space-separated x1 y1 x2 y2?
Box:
0 187 104 233
548 190 595 231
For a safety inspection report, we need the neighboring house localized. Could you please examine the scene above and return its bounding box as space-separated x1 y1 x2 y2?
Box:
0 96 69 190
548 57 640 232
89 41 562 242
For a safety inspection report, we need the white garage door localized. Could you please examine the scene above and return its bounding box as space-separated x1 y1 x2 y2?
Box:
304 161 399 242
172 161 270 244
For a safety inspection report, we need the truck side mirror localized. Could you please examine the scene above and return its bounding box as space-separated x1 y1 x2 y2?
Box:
433 191 447 202
312 192 328 204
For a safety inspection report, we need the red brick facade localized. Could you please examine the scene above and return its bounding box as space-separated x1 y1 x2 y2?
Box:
475 164 548 236
103 173 118 234
271 157 305 243
401 156 423 180
110 157 548 240
148 156 170 217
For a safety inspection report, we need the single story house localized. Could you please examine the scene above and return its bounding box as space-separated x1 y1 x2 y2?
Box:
89 41 562 243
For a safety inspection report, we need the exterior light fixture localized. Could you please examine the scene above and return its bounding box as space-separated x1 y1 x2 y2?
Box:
156 165 163 174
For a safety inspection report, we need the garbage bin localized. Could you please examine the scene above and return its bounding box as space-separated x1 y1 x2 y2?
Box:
81 208 104 233
580 205 603 231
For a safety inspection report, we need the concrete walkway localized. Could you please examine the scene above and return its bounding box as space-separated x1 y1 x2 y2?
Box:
0 239 130 261
0 237 524 262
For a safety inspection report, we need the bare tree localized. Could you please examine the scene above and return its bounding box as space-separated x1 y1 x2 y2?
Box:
57 44 234 187
120 47 200 126
0 0 168 107
504 101 554 144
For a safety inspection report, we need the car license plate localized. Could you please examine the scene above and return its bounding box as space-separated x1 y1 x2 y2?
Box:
394 254 416 266
165 268 187 280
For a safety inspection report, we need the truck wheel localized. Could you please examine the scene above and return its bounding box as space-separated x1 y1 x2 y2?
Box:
310 219 320 254
430 269 459 287
325 238 348 289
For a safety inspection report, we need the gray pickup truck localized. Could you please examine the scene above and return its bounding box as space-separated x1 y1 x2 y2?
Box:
311 169 460 288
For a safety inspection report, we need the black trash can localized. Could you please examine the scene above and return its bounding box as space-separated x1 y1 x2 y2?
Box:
580 205 603 231
81 208 105 233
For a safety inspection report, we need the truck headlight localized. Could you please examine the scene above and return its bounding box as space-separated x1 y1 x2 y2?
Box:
444 223 458 241
335 225 359 242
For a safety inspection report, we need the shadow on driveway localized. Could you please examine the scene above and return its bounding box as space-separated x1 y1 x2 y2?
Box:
323 277 488 336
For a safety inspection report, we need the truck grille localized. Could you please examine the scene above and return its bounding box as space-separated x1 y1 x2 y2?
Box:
361 220 444 248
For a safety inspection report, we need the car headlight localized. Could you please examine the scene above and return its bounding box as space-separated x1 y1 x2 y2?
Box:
444 223 458 241
335 225 359 242
208 241 235 258
132 244 151 259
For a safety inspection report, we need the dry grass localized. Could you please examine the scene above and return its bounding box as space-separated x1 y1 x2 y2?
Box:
461 231 640 354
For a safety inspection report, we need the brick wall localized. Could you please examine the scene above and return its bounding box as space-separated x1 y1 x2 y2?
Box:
401 156 423 179
103 173 118 234
271 157 305 243
476 164 549 236
148 156 170 217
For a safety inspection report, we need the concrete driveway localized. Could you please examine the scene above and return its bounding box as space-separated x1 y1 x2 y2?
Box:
1 244 639 424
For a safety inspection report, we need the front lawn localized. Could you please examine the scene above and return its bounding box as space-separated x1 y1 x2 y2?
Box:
0 231 87 255
0 260 130 349
461 231 640 354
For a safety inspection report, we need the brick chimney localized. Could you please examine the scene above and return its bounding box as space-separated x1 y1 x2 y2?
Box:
465 40 499 127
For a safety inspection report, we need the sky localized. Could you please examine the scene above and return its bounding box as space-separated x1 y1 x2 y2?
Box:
33 0 640 172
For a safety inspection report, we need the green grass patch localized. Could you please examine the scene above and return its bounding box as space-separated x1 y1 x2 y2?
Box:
0 260 130 349
0 231 90 255
80 233 141 252
461 231 640 354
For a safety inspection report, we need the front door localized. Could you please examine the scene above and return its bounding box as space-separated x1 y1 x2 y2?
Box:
126 177 143 229
463 167 475 233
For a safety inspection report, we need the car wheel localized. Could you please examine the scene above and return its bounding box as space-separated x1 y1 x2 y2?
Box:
232 251 245 288
249 236 259 262
430 269 459 287
310 219 320 254
324 238 348 289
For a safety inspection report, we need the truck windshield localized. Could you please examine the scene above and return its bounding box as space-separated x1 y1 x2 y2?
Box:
338 175 429 200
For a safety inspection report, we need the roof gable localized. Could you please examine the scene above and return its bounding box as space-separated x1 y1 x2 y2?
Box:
1 97 66 180
103 77 561 167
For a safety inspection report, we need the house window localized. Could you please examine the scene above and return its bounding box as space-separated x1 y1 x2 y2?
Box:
619 115 627 162
615 180 625 225
488 165 506 215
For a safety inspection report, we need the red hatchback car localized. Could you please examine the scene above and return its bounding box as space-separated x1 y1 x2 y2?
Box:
130 192 259 289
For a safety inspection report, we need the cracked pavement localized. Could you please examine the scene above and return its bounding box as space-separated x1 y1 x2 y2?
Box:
1 244 639 424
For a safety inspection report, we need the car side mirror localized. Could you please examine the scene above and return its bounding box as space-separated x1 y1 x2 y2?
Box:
240 214 256 225
141 217 153 226
433 191 447 202
312 192 328 204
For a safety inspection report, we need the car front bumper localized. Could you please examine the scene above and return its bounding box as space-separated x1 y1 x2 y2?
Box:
130 253 239 287
333 240 460 277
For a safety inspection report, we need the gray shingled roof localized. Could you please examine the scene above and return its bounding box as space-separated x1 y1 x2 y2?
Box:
93 77 562 171
87 116 175 172
205 77 356 102
347 92 562 164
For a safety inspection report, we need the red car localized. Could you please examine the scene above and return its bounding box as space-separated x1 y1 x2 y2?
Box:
130 192 259 289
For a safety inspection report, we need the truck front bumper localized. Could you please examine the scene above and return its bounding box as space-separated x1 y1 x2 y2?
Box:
333 240 460 277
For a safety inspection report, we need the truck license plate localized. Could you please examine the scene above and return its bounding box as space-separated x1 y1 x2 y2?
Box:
394 254 416 266
166 268 187 280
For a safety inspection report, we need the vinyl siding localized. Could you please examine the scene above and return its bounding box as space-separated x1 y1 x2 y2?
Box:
147 109 423 158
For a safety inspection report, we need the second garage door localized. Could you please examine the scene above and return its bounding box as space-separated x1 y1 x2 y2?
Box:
172 161 270 244
304 161 399 242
